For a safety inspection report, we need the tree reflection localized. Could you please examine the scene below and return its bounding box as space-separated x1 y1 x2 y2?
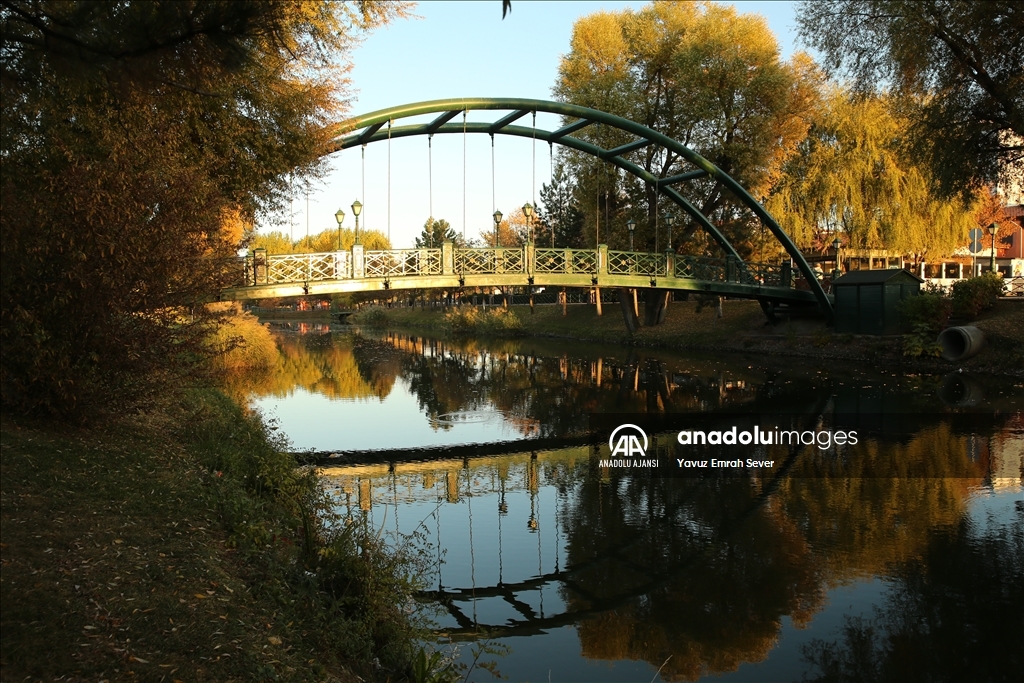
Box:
558 427 990 681
226 332 384 401
245 328 1018 680
802 509 1024 683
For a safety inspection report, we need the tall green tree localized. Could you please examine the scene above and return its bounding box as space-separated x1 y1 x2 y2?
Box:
554 1 821 256
415 217 458 248
765 89 978 257
538 162 585 248
796 0 1024 199
0 1 408 417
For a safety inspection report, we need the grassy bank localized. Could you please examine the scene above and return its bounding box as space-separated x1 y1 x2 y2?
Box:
0 389 421 682
349 298 1024 377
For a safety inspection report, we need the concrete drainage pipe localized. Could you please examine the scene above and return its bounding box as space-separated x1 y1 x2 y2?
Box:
937 326 986 361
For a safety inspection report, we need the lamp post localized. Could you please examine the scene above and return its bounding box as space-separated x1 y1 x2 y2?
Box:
493 209 503 248
832 236 842 280
627 218 636 251
665 213 677 252
989 222 998 273
522 203 534 244
334 208 345 250
351 200 363 245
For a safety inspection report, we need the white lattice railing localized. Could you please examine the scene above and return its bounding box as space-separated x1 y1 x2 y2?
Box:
455 248 526 275
250 252 351 285
364 249 442 278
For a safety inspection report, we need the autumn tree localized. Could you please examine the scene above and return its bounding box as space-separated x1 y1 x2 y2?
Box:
765 89 978 258
0 1 407 416
554 1 820 256
797 0 1024 199
252 228 391 254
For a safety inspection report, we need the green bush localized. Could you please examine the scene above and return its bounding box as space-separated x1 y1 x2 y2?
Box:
898 292 952 358
900 293 952 334
354 305 390 328
181 391 424 676
951 273 1004 319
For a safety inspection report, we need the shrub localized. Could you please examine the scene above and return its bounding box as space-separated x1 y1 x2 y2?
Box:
900 293 952 334
442 307 522 336
950 273 1004 319
355 306 390 328
899 293 952 358
205 303 280 370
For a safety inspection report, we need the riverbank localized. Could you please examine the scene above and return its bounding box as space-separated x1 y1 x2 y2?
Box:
0 390 419 682
345 298 1024 378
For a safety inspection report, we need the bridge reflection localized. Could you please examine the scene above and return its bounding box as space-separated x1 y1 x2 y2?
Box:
320 417 1021 680
244 327 1022 679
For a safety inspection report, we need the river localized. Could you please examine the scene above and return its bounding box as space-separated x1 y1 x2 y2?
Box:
242 324 1023 682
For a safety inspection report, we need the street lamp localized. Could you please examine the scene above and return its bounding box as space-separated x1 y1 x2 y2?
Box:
665 213 677 252
626 218 636 251
351 200 363 245
832 236 842 280
493 209 503 248
989 222 998 273
522 203 534 243
334 208 345 250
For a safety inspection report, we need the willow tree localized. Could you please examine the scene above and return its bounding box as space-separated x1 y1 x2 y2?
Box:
765 89 977 258
553 1 820 256
0 1 408 417
797 0 1024 200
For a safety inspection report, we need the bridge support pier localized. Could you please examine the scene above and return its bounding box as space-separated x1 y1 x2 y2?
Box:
618 288 640 334
643 289 671 326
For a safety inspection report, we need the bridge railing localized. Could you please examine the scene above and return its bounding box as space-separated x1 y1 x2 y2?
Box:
607 250 667 276
534 248 600 274
455 248 526 275
239 245 798 291
741 261 794 288
244 251 351 286
365 248 442 278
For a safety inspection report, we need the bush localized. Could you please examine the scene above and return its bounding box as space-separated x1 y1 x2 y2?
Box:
900 293 952 334
355 306 390 328
442 307 523 336
951 273 1004 319
205 303 280 370
181 391 424 676
898 293 952 358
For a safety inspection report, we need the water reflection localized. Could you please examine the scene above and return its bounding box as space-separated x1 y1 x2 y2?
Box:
247 327 1023 681
246 329 1012 452
320 419 1021 681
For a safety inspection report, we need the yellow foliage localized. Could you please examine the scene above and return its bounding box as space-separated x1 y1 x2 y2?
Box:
206 303 280 371
250 228 392 254
766 89 978 255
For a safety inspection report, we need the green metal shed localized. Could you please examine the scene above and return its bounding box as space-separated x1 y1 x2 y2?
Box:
833 269 923 335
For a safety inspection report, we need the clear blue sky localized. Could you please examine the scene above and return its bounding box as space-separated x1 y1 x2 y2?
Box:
265 1 802 249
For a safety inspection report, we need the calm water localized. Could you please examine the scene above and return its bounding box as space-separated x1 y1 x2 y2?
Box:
245 326 1023 682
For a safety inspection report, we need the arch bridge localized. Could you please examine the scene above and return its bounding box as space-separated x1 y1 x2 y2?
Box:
221 98 832 321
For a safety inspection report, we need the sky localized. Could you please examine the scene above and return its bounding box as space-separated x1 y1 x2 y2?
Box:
264 1 803 249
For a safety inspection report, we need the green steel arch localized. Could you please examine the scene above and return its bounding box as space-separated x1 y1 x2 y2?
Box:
332 98 832 318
